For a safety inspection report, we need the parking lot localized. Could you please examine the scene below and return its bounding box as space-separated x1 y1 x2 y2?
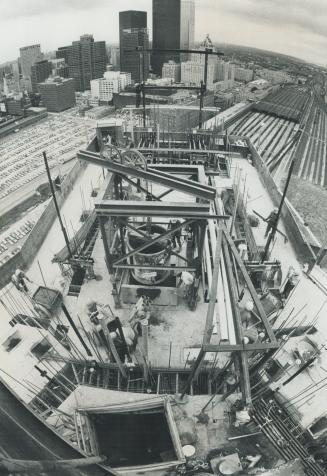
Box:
0 199 50 266
0 111 96 201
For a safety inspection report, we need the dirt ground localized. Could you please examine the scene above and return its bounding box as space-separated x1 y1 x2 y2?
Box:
288 175 327 246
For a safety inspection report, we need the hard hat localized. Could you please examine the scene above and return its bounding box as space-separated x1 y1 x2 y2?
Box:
15 269 22 277
245 301 254 311
273 207 278 214
86 300 97 310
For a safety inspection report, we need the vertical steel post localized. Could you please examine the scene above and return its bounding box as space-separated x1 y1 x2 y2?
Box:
61 303 92 357
261 158 295 262
99 216 113 275
42 151 72 258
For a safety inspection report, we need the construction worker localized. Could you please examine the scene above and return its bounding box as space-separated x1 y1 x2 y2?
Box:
240 300 258 343
168 218 182 249
264 207 278 238
11 268 31 292
240 300 255 328
281 266 300 299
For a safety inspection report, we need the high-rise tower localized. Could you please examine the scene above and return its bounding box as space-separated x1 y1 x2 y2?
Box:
19 44 43 78
119 11 149 82
152 0 195 75
56 35 107 91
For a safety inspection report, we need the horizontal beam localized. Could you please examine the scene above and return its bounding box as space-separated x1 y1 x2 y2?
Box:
95 200 228 219
113 264 196 272
136 47 224 56
138 147 228 155
77 150 216 201
141 85 202 91
202 342 279 352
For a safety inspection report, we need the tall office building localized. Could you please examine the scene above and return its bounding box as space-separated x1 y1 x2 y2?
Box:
56 34 107 91
119 11 149 82
110 47 120 69
31 60 52 92
19 44 43 78
121 29 149 82
51 58 69 78
152 0 195 75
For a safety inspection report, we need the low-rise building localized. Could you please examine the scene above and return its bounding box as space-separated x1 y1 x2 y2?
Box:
181 61 217 89
84 105 114 119
257 68 293 85
90 71 132 104
38 77 76 112
234 66 254 83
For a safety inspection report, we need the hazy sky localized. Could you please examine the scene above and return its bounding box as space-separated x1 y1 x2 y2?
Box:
0 0 326 65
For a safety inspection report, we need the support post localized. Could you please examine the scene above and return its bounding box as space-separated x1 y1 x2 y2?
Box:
42 151 72 258
197 220 207 264
99 216 113 275
61 303 92 357
222 235 252 405
180 349 205 399
261 158 295 262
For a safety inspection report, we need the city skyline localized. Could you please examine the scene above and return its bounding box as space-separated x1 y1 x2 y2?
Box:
0 0 326 66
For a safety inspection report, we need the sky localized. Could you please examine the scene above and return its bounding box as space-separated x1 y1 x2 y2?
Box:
0 0 326 66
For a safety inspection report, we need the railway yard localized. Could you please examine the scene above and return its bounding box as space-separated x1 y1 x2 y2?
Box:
229 86 327 188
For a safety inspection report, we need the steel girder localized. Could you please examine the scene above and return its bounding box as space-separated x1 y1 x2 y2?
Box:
77 150 216 201
94 200 225 219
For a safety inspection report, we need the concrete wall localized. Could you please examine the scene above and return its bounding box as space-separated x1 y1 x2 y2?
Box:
247 138 316 265
0 159 87 289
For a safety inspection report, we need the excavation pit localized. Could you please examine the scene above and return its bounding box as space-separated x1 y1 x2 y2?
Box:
81 399 184 472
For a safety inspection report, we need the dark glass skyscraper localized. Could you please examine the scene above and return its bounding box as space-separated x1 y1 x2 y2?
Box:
152 0 195 75
56 35 107 91
31 60 52 93
119 11 149 82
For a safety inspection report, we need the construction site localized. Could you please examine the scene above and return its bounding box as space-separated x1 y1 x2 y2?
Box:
1 48 327 476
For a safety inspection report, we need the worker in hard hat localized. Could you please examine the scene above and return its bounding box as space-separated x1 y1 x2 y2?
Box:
86 300 100 322
240 301 255 328
11 268 31 292
264 207 278 238
168 218 182 249
240 300 259 343
281 266 300 300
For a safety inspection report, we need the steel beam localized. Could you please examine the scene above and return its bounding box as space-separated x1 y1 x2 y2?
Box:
77 150 216 201
223 229 277 344
99 216 113 275
222 235 251 405
113 264 196 272
203 227 223 345
202 342 279 352
95 200 216 218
